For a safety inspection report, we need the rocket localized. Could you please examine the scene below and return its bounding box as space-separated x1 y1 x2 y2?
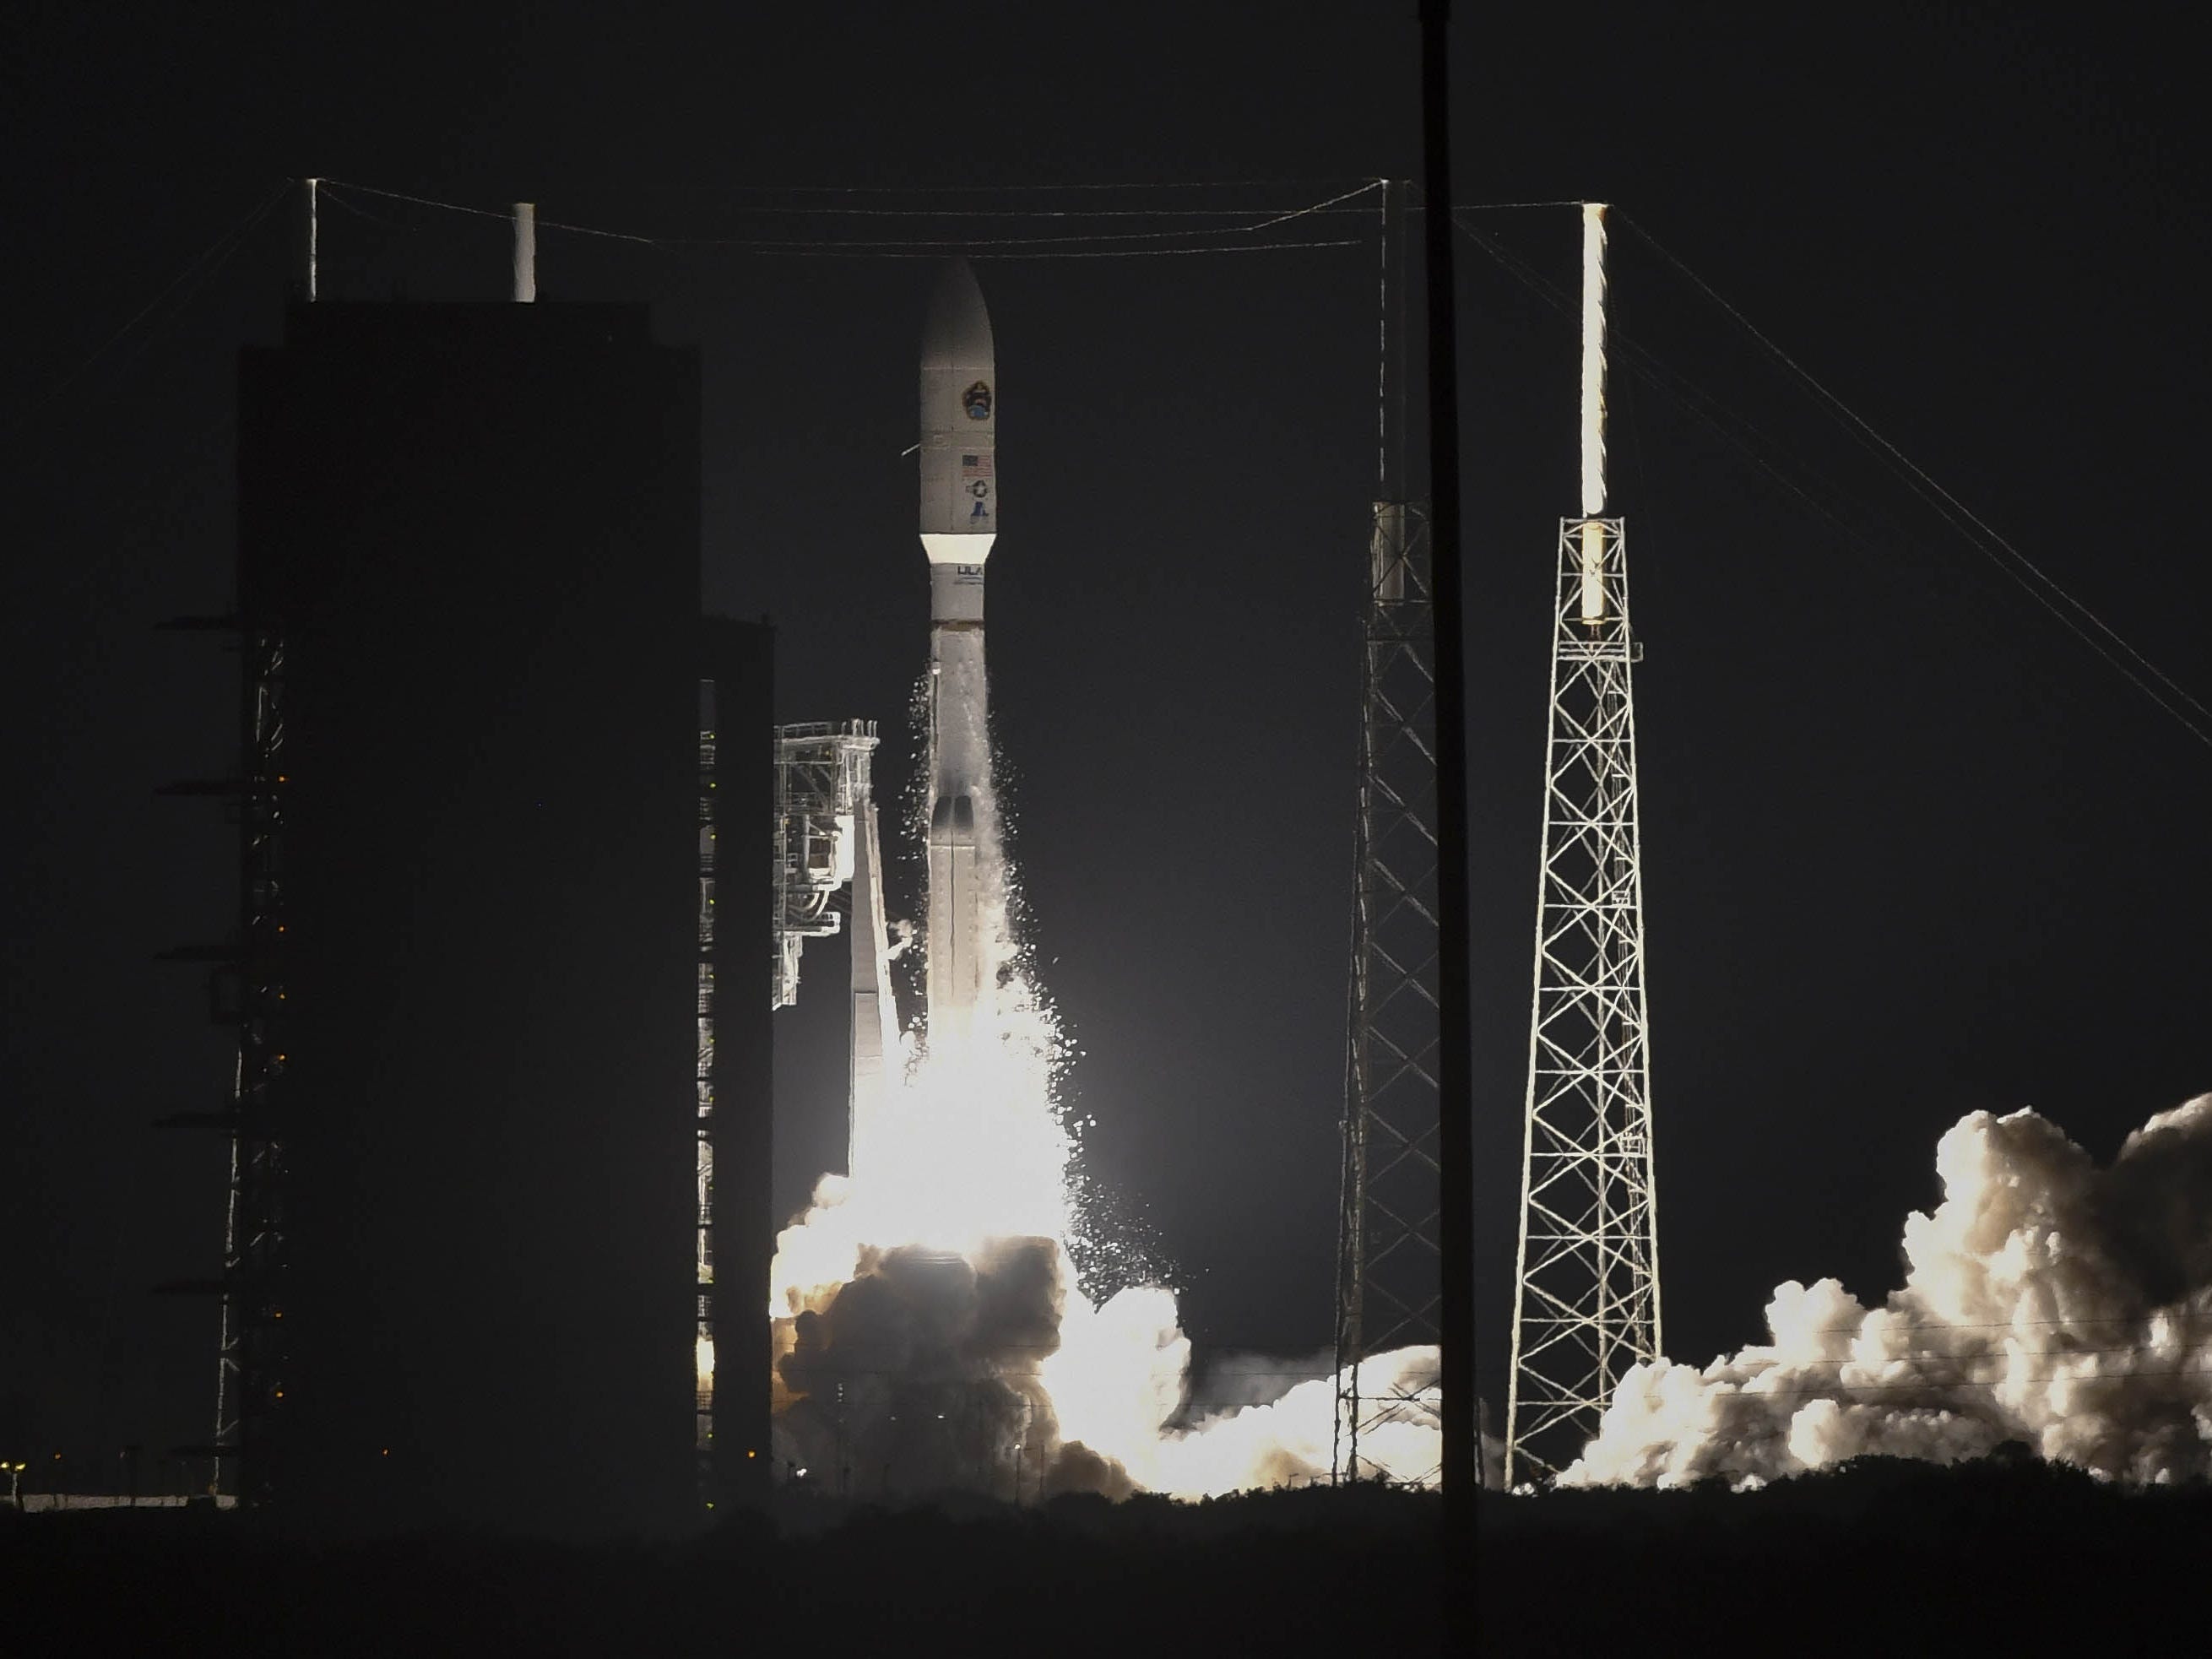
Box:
919 259 997 1038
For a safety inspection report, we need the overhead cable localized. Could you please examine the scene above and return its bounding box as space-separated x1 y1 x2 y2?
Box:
1451 214 1933 573
1618 212 2212 750
317 176 1376 255
17 177 291 421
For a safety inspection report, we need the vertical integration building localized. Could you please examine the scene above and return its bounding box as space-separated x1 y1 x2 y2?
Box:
206 300 771 1532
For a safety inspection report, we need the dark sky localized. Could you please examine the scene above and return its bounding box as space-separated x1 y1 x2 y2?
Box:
4 3 2209 1468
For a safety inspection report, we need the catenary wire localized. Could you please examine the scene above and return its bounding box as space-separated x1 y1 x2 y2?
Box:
759 238 1365 261
318 176 1379 252
15 177 291 420
642 194 1583 219
1618 211 2212 747
1456 212 2164 753
1452 211 2052 573
313 177 1575 255
1454 213 2212 751
1450 215 1949 580
630 176 1380 194
320 181 1365 259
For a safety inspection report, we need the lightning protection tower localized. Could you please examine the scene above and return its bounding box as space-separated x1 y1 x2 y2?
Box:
1504 203 1662 1486
1334 179 1444 1486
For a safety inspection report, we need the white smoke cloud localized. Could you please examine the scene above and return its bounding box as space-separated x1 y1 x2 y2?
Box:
1564 1095 2212 1488
765 662 1443 1499
772 1184 1439 1499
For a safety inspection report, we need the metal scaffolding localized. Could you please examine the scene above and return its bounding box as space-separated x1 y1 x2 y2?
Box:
697 713 881 1493
773 721 881 1011
1334 178 1442 1487
155 615 291 1504
1505 205 1662 1486
696 686 718 1486
1333 501 1442 1485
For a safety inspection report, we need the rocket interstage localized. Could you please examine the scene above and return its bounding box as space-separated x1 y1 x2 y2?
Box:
920 259 996 1038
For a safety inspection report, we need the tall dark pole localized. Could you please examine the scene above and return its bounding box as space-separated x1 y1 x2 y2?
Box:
1420 0 1478 1547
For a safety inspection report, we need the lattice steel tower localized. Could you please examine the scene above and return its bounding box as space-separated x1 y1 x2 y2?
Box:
1505 203 1662 1485
1334 179 1443 1485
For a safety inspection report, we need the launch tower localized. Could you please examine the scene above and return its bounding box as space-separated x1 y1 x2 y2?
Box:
1333 180 1444 1486
769 718 898 1180
1504 204 1663 1484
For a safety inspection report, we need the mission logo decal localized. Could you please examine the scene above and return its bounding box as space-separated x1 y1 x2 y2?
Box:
963 380 993 420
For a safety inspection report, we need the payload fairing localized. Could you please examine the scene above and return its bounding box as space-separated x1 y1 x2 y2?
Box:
920 259 998 1039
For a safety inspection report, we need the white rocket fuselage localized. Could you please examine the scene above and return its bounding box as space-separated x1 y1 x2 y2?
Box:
919 260 997 1038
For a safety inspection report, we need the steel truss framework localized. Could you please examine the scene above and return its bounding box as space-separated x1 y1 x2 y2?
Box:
1333 499 1445 1486
216 626 291 1503
700 717 878 1500
159 617 292 1503
772 721 880 1010
1506 517 1662 1485
696 689 718 1489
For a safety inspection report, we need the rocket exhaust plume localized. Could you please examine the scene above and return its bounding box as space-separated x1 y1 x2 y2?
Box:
1564 1094 2212 1489
767 261 1441 1500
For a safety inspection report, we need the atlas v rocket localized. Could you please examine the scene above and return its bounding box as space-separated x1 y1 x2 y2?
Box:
919 259 997 1040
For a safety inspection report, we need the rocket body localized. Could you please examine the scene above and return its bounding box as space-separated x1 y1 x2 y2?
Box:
919 258 998 616
920 260 997 1037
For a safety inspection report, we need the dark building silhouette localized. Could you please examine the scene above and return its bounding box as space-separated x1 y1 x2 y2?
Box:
699 615 774 1515
214 301 770 1534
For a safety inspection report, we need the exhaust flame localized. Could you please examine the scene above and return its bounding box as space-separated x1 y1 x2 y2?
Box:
1564 1095 2212 1489
767 667 1439 1498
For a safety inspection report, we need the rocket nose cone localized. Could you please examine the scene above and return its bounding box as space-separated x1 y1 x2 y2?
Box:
922 258 994 367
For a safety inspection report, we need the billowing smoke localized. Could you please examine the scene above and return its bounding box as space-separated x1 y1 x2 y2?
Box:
767 665 1439 1499
1565 1095 2212 1488
773 1237 1136 1500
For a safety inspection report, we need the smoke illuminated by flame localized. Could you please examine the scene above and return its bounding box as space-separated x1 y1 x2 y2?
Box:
766 670 1439 1499
1564 1096 2212 1489
766 654 2204 1498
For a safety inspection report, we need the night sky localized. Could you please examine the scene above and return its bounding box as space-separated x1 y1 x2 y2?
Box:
4 4 2209 1472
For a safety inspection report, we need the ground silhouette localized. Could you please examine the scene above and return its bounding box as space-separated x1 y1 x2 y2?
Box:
3 1456 2204 1655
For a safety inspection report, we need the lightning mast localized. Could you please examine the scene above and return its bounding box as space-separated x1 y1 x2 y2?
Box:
1333 177 1443 1486
1504 204 1663 1485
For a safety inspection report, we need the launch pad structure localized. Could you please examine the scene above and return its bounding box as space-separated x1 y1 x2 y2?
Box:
1335 191 1666 1493
152 612 290 1507
773 721 882 1014
160 172 1671 1518
1333 179 1445 1488
767 718 900 1185
1504 205 1663 1485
